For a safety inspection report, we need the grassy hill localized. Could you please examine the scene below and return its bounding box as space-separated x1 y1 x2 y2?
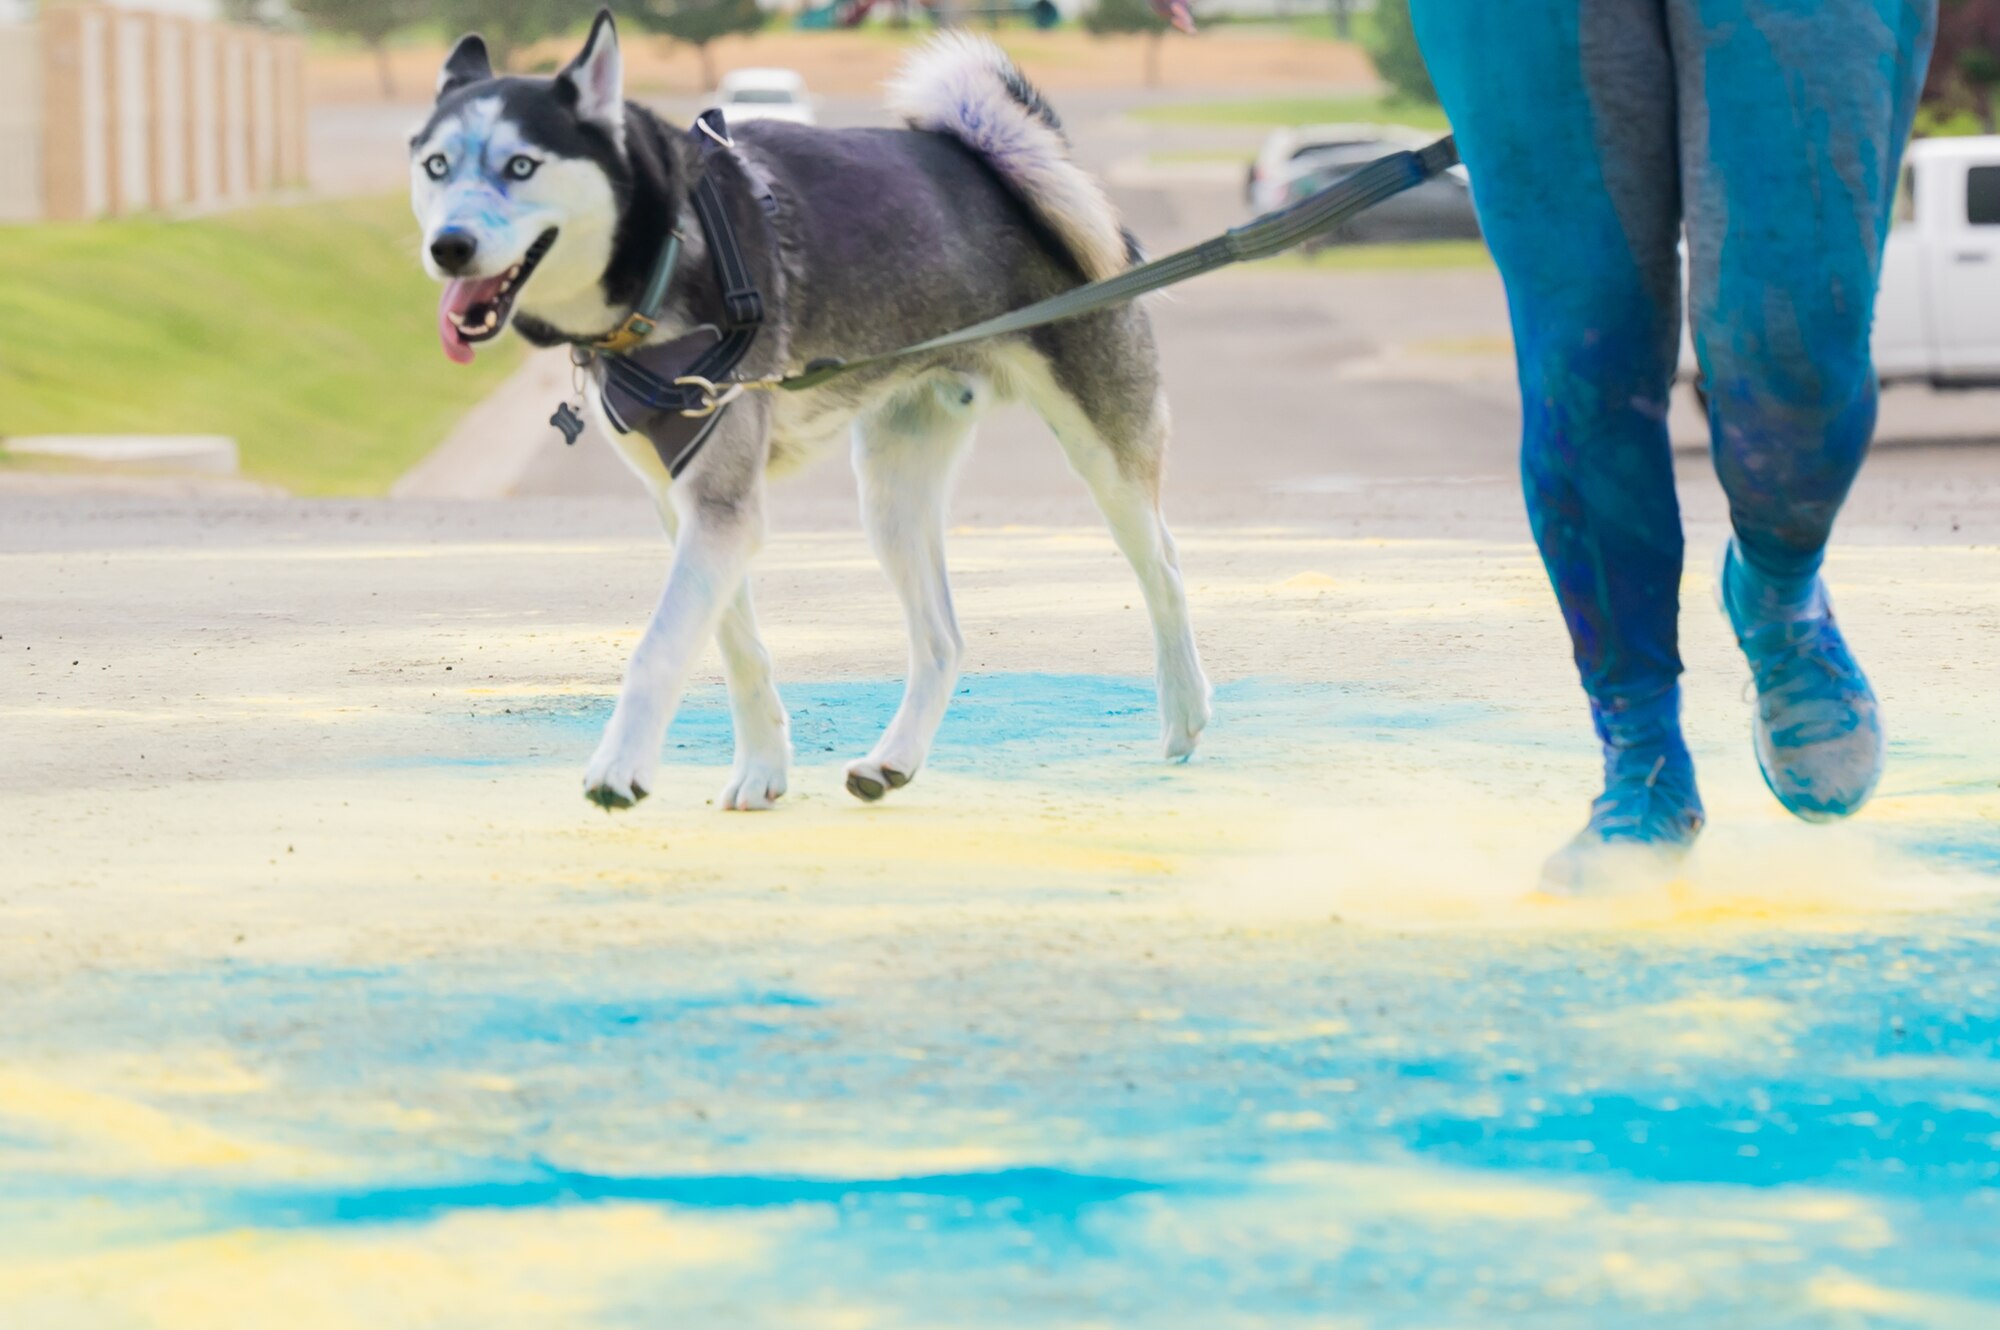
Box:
0 194 523 496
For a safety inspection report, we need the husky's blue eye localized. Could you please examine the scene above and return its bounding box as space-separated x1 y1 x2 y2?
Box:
423 153 449 181
506 155 539 181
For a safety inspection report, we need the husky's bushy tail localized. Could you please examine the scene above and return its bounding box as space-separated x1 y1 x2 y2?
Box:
887 34 1129 282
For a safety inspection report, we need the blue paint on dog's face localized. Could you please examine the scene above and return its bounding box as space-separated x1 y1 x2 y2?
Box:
410 17 634 341
411 97 563 282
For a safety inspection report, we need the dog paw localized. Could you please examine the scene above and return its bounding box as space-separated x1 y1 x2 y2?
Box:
843 757 915 803
583 719 660 813
1161 677 1213 763
584 771 649 810
718 749 790 811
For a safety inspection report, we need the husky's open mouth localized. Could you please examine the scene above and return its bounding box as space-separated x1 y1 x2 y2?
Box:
437 228 557 364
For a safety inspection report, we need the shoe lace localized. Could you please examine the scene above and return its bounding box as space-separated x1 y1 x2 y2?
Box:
1589 748 1701 842
1740 618 1866 744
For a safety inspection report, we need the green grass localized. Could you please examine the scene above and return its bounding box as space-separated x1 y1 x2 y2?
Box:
1259 239 1492 271
0 194 523 496
1132 94 1451 132
1916 105 1999 138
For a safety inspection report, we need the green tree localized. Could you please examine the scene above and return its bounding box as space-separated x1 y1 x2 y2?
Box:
291 0 416 98
1926 0 2000 133
440 0 582 72
1364 0 1437 105
619 0 766 91
1084 0 1171 88
216 0 281 27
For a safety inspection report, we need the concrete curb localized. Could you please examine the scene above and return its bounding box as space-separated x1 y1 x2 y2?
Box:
4 435 238 473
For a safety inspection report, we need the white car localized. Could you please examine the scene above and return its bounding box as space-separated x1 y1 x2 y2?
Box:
717 68 815 126
1246 123 1440 214
1681 135 2000 388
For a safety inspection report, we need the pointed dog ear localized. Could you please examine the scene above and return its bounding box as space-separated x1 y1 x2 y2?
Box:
437 33 493 99
558 9 625 144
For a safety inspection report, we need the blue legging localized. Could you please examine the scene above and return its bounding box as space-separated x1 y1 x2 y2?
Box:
1411 0 1934 714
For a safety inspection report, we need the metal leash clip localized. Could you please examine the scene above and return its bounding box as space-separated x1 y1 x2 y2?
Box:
673 374 746 419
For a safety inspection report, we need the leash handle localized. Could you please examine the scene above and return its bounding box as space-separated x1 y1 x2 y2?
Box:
1221 134 1459 263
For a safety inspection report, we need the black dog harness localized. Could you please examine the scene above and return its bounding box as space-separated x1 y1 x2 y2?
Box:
554 120 1460 479
551 109 773 477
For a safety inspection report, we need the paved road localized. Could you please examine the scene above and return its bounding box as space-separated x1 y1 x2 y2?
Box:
321 87 2000 514
518 271 2000 525
310 83 2000 510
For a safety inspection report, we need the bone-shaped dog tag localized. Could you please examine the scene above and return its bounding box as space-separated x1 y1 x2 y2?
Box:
551 400 585 446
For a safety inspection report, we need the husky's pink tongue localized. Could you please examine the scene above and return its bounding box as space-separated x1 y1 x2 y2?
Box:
437 275 509 365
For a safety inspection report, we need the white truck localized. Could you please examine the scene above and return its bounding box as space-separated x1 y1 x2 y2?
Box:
1875 135 2000 384
1683 136 2000 388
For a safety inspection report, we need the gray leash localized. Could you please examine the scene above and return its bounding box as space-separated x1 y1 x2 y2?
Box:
709 134 1461 401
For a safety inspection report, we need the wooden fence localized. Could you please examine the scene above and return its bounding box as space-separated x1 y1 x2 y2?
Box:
3 6 306 223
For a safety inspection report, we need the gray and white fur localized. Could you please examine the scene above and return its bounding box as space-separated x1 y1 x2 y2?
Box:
410 11 1210 811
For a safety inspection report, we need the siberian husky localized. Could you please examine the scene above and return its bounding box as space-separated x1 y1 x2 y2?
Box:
410 11 1210 810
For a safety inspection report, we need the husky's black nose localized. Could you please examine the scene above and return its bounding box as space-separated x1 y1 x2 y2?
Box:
429 230 478 274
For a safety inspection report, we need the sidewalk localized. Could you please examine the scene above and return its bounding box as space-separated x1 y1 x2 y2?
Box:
390 349 575 500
